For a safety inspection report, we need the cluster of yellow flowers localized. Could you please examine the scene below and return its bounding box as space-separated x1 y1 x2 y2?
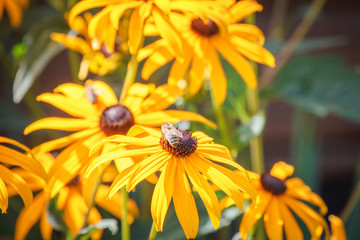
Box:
0 0 347 240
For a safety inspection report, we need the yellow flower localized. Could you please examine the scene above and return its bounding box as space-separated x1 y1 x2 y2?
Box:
86 123 257 239
221 161 329 240
68 0 220 56
14 153 139 240
329 215 347 240
0 0 28 27
0 137 46 213
24 81 214 199
139 0 275 103
51 13 126 80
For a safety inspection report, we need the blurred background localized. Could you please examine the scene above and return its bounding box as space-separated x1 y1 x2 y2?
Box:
0 0 359 239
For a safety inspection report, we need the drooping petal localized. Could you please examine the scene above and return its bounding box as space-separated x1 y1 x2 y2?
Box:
108 165 136 199
128 7 145 54
54 82 85 98
173 157 199 239
40 211 53 240
189 54 206 96
226 0 263 23
87 208 103 240
184 158 220 229
15 191 47 240
64 188 88 236
141 46 174 80
264 197 284 240
109 2 142 30
151 158 176 232
24 117 97 133
168 45 193 86
278 200 303 240
135 110 216 128
3 0 22 27
51 33 92 55
7 168 45 197
0 165 32 208
329 215 347 240
123 83 155 114
68 0 117 24
228 24 265 45
0 178 8 213
0 136 34 157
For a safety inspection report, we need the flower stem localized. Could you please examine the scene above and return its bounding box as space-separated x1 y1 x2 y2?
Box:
121 187 130 240
210 87 230 147
148 221 157 240
119 36 145 103
341 180 360 223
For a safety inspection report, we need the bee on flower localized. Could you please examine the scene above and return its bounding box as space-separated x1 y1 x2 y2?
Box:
85 123 257 239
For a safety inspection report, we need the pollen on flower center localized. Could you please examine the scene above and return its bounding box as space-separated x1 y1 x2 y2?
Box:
191 18 219 37
160 123 197 157
260 173 287 195
99 104 134 136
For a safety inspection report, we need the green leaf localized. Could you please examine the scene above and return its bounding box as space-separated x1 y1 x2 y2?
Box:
234 112 266 148
275 56 360 124
75 219 119 240
47 194 67 233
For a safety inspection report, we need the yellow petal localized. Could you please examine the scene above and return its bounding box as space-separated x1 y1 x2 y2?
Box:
15 191 47 240
270 161 294 180
127 125 162 138
173 157 199 239
184 158 220 229
138 39 167 62
212 35 256 90
264 197 284 240
64 188 88 236
168 49 193 86
0 165 32 208
7 168 45 197
123 83 155 114
54 82 85 98
226 0 263 23
141 46 173 80
278 200 303 240
329 215 347 240
108 165 135 199
36 93 98 119
24 117 97 133
189 54 206 96
89 80 119 106
136 110 216 129
68 0 115 25
40 211 53 240
0 136 34 157
151 159 176 231
228 24 265 45
50 33 92 55
109 2 142 30
219 196 235 211
88 207 103 239
0 178 8 213
4 0 22 27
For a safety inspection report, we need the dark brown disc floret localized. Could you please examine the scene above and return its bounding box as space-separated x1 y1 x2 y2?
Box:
99 104 134 136
191 18 219 37
67 175 81 186
260 173 287 195
160 123 197 157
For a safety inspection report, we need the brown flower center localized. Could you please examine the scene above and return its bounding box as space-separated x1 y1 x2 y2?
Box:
99 104 134 136
67 175 80 186
260 173 287 195
160 123 197 157
191 18 219 37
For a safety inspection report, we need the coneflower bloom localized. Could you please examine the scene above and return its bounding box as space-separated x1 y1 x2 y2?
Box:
85 123 257 239
0 0 28 27
14 153 139 240
221 161 329 240
51 13 126 80
25 81 214 199
0 137 46 213
139 0 275 103
329 215 347 240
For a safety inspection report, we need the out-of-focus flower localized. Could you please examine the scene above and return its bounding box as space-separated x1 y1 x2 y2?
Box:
329 215 347 240
51 13 126 80
0 137 46 213
24 81 215 199
68 0 222 56
0 0 28 27
14 153 139 240
221 161 329 240
139 0 274 103
86 123 257 239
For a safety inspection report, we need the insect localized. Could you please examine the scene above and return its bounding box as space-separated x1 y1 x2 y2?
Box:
84 84 100 104
161 123 183 147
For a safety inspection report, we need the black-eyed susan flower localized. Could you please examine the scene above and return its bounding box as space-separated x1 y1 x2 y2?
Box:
68 0 221 56
24 80 214 199
51 13 126 80
0 0 28 27
14 153 139 240
329 215 347 240
221 161 329 240
86 124 257 239
139 0 275 103
0 137 46 213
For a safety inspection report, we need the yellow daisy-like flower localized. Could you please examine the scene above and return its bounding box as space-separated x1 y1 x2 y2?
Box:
329 215 347 240
139 0 275 103
24 80 214 199
221 161 329 240
0 0 28 27
14 153 139 240
68 0 221 56
86 123 257 239
51 13 126 80
0 137 46 213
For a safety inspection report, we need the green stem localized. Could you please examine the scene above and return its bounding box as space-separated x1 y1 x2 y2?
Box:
67 50 81 83
148 221 157 240
119 36 145 103
341 180 360 223
121 187 130 240
246 14 265 174
210 87 230 147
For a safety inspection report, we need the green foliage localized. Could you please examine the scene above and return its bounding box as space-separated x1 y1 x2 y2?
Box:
75 219 118 240
234 112 266 149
